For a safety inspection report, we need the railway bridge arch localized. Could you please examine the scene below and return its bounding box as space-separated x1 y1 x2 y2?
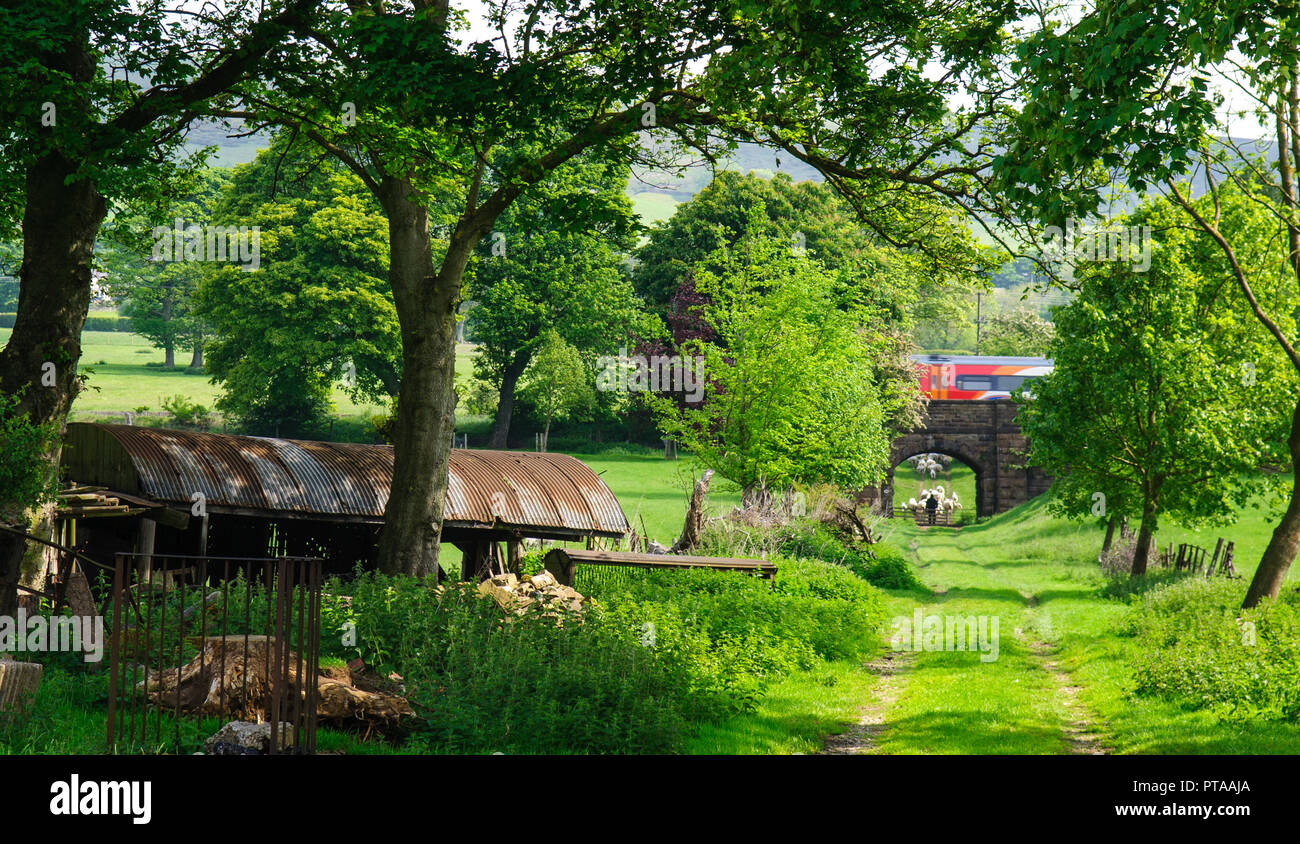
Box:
880 400 1052 519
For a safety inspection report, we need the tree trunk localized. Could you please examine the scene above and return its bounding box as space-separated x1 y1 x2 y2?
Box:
1244 398 1300 607
488 351 529 449
161 296 175 368
189 343 203 369
1100 515 1117 558
1131 502 1156 577
0 152 107 617
373 176 461 579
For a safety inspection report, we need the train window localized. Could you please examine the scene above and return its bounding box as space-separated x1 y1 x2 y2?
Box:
956 376 992 390
994 375 1026 391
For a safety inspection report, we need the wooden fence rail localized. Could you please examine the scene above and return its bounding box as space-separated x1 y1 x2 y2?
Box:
543 548 776 587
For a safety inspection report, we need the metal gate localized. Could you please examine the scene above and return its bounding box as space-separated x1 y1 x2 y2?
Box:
107 554 322 755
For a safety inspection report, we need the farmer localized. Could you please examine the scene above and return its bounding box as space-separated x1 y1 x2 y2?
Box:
925 491 939 525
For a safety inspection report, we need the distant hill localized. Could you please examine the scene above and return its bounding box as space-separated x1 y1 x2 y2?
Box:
183 120 1275 231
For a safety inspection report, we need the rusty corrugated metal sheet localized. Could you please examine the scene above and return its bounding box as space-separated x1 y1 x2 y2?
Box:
63 423 628 536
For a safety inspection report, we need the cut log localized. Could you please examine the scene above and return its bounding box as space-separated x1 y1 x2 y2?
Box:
0 660 43 716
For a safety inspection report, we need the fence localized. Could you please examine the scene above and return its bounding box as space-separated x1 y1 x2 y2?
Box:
1155 538 1238 578
107 553 322 755
894 507 954 526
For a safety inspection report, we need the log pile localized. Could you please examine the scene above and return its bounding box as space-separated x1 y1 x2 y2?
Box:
476 570 588 617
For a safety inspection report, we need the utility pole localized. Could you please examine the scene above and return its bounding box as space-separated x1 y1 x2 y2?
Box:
975 290 983 355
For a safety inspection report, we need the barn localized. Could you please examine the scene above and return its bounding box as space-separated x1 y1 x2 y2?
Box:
57 422 629 578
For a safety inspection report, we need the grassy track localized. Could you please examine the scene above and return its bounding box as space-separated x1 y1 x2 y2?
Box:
852 496 1300 755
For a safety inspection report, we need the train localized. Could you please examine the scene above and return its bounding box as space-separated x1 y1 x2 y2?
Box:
911 354 1054 400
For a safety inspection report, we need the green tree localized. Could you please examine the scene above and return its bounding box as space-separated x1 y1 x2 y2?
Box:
467 157 649 448
196 144 399 436
634 170 986 326
518 331 595 451
236 0 1021 576
997 0 1300 606
1019 198 1294 575
648 228 896 502
979 306 1055 357
0 0 319 614
104 169 233 369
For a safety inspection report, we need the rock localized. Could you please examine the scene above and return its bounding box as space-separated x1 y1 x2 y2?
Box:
476 571 589 620
204 720 295 755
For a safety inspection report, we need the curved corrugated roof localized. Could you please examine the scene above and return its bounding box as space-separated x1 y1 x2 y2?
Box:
62 423 628 537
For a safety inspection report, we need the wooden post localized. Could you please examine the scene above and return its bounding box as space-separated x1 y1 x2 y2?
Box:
137 517 156 582
196 513 210 560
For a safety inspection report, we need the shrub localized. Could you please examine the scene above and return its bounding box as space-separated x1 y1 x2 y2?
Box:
1127 578 1300 720
322 558 890 752
773 519 924 590
159 394 210 430
322 573 693 753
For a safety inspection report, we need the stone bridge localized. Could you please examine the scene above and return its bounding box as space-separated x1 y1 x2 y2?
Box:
880 400 1052 519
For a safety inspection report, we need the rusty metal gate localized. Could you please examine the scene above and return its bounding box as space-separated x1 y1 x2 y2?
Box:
107 554 322 755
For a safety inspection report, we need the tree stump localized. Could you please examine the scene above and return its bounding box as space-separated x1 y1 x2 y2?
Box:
0 660 43 717
671 469 714 553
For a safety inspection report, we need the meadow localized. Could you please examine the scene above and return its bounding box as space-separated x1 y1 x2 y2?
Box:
0 327 476 431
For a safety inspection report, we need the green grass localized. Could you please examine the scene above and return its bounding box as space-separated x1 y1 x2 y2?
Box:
869 494 1300 754
0 327 477 431
685 659 877 754
568 454 742 546
630 191 680 226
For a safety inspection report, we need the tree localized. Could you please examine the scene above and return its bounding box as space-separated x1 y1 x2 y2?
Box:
997 0 1300 605
518 331 594 451
232 0 1022 577
1018 198 1293 575
648 227 896 502
635 170 986 325
104 170 233 369
979 306 1055 356
0 0 320 614
638 171 982 432
467 157 648 448
195 144 399 436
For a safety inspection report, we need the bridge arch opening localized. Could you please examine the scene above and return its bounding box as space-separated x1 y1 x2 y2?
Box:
882 447 988 522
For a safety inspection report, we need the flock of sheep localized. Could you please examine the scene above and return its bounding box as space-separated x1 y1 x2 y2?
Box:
901 453 964 515
903 484 963 515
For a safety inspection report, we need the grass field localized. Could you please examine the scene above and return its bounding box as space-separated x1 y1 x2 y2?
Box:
0 327 477 428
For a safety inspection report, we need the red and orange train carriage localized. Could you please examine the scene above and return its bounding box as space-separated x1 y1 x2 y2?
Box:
912 354 1053 400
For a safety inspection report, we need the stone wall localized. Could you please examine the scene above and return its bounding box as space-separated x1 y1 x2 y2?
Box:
882 400 1052 518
